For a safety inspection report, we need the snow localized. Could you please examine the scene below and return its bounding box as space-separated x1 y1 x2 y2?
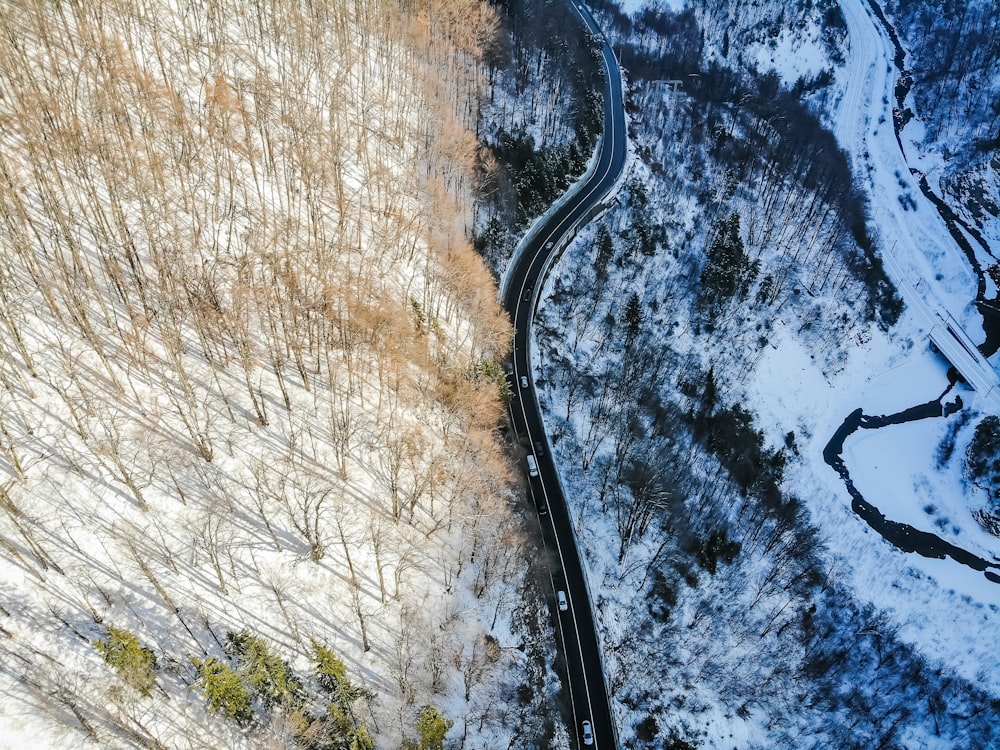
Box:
725 0 1000 694
752 320 1000 687
747 0 1000 691
727 281 1000 701
530 0 1000 745
616 0 685 14
750 20 830 86
0 2 543 748
832 0 979 331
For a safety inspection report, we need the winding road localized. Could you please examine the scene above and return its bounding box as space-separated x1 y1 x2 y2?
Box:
835 0 1000 410
502 2 628 748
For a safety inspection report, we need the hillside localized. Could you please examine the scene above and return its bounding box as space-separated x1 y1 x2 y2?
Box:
0 1 550 748
881 0 999 258
524 0 1000 747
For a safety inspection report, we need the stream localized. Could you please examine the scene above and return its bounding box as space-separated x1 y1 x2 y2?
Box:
823 0 1000 583
864 0 1000 353
823 384 1000 583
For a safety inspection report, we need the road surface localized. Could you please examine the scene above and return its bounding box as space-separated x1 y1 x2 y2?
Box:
502 2 628 748
835 0 1000 410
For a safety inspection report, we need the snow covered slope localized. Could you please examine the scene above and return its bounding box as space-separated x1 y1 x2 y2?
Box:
0 1 550 748
524 0 1000 747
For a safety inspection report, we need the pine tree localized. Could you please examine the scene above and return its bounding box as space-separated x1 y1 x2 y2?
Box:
695 529 741 575
311 639 371 708
94 626 157 697
351 727 376 750
700 366 717 417
699 212 758 309
192 657 253 725
224 629 302 709
595 224 615 282
756 273 775 305
623 293 643 342
416 705 452 750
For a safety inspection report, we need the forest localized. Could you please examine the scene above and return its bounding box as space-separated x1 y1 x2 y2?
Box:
475 0 607 274
0 0 555 748
3 0 998 746
528 0 1000 747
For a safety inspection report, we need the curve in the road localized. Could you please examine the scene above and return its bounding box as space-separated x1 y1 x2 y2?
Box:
502 3 628 749
829 0 1000 580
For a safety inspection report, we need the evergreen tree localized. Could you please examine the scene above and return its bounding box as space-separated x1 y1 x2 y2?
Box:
628 210 656 257
225 629 302 708
473 215 505 260
311 638 370 707
192 657 253 725
416 705 452 750
623 293 643 342
700 366 717 416
94 626 157 697
966 415 1000 513
695 529 741 575
699 212 758 309
756 273 775 305
350 727 376 750
594 224 615 282
628 176 648 208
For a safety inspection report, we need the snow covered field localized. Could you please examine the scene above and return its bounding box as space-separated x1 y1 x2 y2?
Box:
806 0 1000 685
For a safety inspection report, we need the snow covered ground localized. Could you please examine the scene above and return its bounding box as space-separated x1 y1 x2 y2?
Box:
797 0 1000 686
524 0 1000 745
595 0 1000 683
0 2 548 748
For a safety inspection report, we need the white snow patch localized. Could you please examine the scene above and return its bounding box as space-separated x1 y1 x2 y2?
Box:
751 20 829 86
616 0 685 15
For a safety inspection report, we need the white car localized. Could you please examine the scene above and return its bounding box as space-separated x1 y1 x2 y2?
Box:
520 375 529 388
582 720 594 745
557 590 568 611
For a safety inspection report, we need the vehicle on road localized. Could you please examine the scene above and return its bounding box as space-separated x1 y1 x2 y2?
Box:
526 454 538 477
534 440 545 456
501 0 625 741
557 590 568 611
545 241 554 249
520 375 529 388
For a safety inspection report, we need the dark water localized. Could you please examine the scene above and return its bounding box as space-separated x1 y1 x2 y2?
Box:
823 389 1000 583
864 0 1000 354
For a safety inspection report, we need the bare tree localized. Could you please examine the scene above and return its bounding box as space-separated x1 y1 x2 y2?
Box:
285 464 334 562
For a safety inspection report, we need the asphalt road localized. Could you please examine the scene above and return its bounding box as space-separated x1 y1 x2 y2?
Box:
501 2 628 748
